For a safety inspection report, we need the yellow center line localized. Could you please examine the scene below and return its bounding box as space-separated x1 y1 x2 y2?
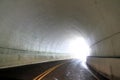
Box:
34 67 54 80
33 63 65 80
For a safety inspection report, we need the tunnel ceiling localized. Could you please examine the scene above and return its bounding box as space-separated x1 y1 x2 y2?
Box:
0 0 120 55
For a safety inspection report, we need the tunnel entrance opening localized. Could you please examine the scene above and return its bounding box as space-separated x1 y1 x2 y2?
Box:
68 37 91 62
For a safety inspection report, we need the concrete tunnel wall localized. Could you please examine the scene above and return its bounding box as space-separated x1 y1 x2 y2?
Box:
0 0 120 79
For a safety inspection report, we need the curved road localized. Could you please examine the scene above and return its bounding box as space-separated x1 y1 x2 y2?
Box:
0 59 97 80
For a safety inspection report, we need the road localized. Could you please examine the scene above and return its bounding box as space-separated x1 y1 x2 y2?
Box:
0 59 97 80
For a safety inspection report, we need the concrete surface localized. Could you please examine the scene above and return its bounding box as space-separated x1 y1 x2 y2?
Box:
0 47 72 68
0 0 120 79
87 57 120 80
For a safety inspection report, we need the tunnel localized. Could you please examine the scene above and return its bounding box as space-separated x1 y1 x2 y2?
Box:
0 0 120 80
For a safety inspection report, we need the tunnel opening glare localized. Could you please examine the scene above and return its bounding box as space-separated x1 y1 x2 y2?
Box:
68 37 91 62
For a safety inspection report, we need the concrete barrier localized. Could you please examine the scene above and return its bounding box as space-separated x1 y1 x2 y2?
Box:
87 57 120 80
0 48 72 68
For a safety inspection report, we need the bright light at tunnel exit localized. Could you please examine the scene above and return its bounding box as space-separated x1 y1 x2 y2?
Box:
68 37 91 62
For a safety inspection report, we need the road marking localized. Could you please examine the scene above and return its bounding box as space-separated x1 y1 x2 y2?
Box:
33 63 64 80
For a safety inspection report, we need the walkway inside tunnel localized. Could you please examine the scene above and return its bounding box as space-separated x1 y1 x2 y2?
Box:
0 0 120 80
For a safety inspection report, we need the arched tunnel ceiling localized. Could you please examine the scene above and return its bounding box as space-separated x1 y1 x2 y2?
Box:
0 0 120 55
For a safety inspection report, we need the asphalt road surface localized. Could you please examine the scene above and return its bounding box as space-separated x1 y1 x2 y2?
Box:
0 59 97 80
